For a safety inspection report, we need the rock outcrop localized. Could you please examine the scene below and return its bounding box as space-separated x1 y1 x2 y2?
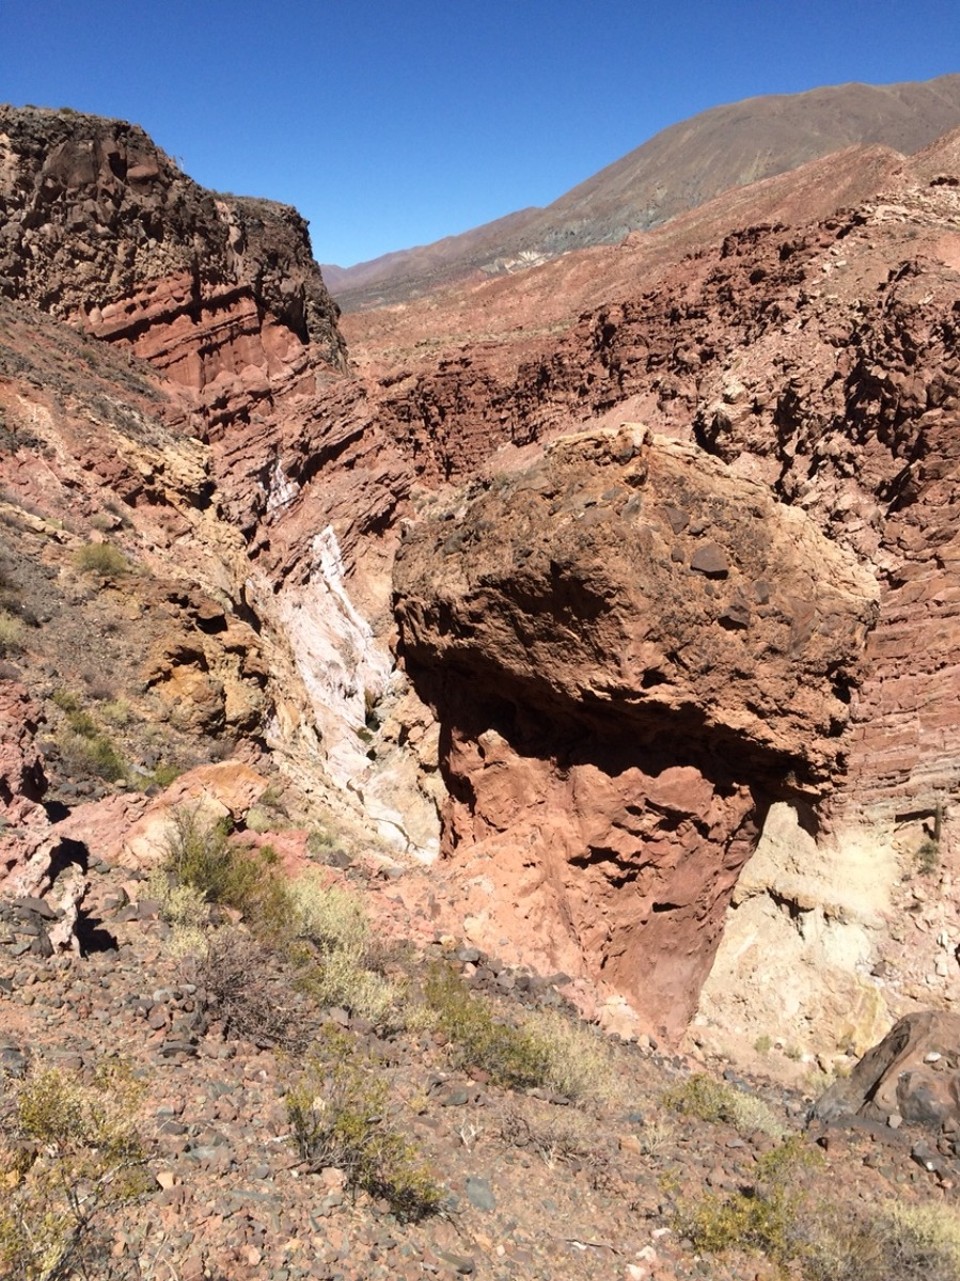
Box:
4 102 960 1050
0 105 346 424
394 425 878 1034
812 1011 960 1143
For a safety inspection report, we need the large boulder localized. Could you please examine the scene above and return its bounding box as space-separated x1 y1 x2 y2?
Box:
812 1011 960 1132
393 425 879 1035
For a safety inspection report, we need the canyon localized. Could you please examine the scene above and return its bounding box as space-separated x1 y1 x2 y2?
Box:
2 94 960 1068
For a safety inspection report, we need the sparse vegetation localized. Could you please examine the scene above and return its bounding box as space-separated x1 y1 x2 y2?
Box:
0 1061 148 1281
662 1072 787 1138
0 607 24 655
677 1134 960 1281
56 727 126 782
72 541 129 577
805 1200 960 1281
289 875 399 1024
675 1137 820 1271
287 1042 443 1222
192 926 311 1048
422 963 614 1100
158 806 292 937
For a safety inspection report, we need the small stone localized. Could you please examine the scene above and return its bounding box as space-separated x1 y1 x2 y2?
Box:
464 1176 496 1212
690 542 729 577
436 1252 475 1275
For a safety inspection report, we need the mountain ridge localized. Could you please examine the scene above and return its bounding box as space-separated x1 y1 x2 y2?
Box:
325 72 960 310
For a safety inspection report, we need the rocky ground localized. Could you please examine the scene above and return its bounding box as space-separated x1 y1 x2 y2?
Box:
2 830 957 1281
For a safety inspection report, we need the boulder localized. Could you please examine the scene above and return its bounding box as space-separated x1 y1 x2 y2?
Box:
393 425 879 1035
812 1011 960 1132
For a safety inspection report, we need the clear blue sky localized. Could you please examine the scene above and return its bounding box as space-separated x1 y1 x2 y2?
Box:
2 1 958 266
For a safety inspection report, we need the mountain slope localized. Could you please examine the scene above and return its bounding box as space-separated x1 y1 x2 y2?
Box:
327 73 960 310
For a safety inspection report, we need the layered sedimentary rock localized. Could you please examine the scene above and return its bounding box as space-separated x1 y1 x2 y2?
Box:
0 105 346 423
394 425 878 1033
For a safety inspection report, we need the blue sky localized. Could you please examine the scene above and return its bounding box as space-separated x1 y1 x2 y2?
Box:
2 1 958 266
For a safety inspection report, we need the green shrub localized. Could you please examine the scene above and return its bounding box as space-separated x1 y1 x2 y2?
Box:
52 688 82 713
72 542 129 577
0 1061 148 1280
662 1073 787 1139
421 964 611 1097
287 1045 443 1222
675 1137 821 1272
56 728 126 782
161 807 292 936
66 707 98 738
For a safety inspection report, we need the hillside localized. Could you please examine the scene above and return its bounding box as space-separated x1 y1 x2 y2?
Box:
326 73 960 310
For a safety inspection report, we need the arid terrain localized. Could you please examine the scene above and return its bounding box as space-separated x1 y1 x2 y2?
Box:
4 88 960 1278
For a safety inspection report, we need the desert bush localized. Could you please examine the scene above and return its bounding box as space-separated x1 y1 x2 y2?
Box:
675 1136 821 1272
802 1199 960 1281
72 542 129 577
291 877 369 956
520 1007 618 1103
662 1072 787 1139
289 876 398 1024
52 687 82 713
287 1045 443 1222
192 926 310 1049
916 837 940 877
0 1060 148 1280
424 964 614 1097
0 608 24 655
161 807 291 936
424 963 551 1090
148 869 211 956
66 707 98 738
56 728 126 783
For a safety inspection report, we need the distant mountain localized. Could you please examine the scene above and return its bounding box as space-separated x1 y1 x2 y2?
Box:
324 73 960 311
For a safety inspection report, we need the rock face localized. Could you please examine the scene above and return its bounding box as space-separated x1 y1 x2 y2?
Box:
0 682 49 882
0 105 346 418
394 425 878 1034
4 102 960 1049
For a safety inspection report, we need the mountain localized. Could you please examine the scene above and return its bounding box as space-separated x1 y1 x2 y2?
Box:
325 73 960 309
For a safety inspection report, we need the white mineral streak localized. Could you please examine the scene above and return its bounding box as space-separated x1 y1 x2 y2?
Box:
265 458 299 514
273 526 437 856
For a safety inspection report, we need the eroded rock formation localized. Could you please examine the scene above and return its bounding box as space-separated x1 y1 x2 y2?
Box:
0 105 346 422
394 425 878 1033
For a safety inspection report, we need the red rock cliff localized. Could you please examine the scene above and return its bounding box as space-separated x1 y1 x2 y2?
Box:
393 426 878 1034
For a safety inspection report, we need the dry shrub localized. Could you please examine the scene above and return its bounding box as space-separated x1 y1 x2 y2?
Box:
0 1061 148 1281
422 964 614 1099
72 542 128 577
191 926 312 1050
662 1072 787 1139
521 1008 618 1103
289 875 399 1025
802 1199 960 1281
287 1042 443 1222
0 608 24 655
